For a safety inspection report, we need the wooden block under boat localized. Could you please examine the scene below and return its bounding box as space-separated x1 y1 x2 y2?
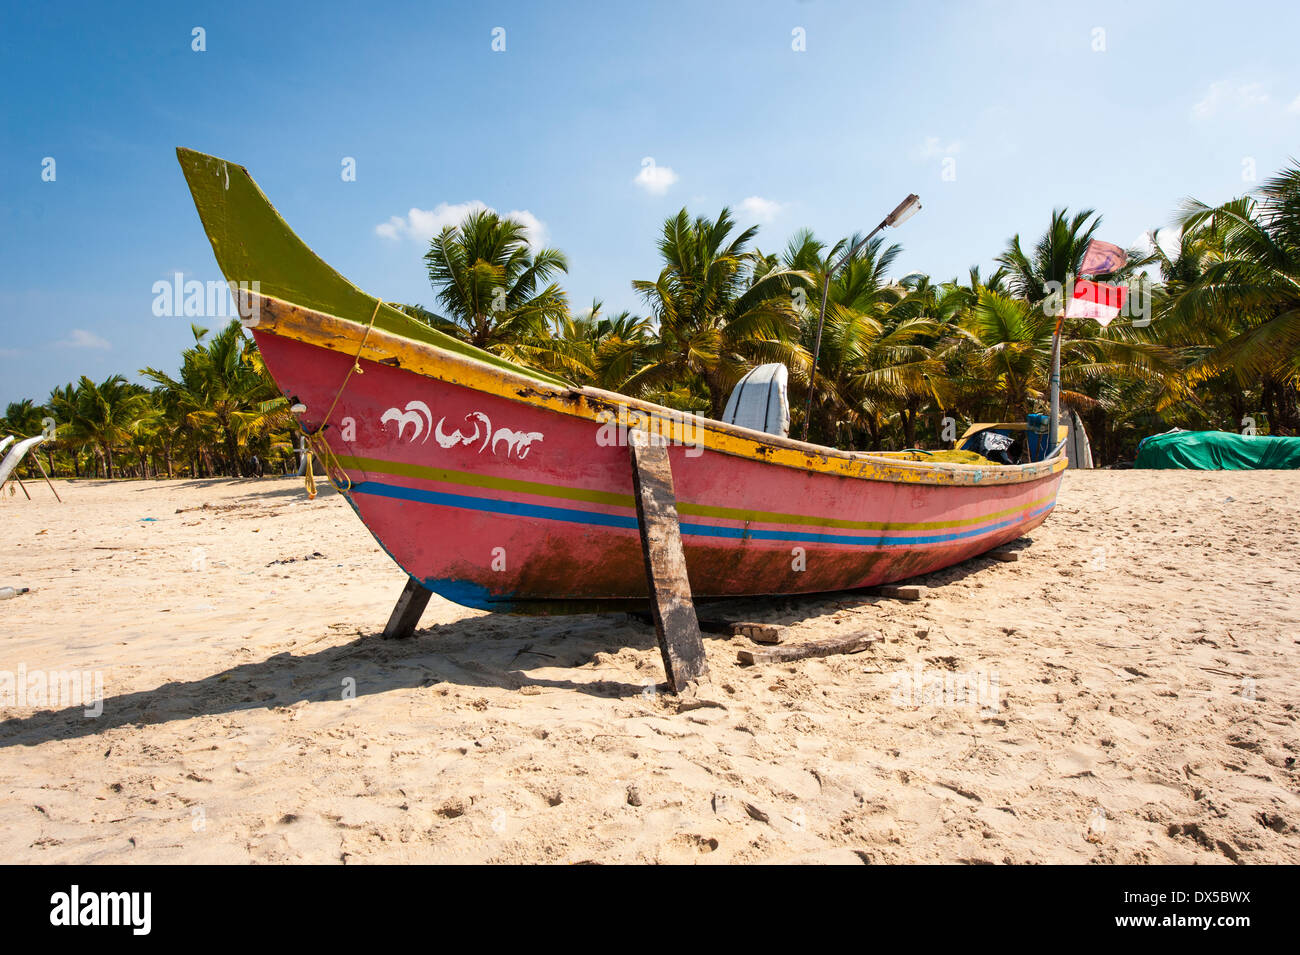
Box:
729 622 786 644
866 585 922 601
738 631 883 665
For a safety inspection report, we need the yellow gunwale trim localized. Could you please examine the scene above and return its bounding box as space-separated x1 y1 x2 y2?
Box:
250 293 1067 488
335 453 1058 530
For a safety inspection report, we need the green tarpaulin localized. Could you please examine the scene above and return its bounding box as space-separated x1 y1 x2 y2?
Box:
1135 429 1300 470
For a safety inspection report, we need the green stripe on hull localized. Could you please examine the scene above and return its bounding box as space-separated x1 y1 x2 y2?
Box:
335 454 1054 532
336 454 633 508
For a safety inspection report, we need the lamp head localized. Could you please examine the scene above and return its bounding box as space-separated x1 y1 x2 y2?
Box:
886 194 922 227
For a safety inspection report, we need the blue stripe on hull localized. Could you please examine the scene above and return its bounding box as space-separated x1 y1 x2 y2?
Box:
350 480 1053 549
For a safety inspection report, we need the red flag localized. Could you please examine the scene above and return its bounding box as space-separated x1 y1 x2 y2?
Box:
1079 239 1126 276
1067 279 1127 326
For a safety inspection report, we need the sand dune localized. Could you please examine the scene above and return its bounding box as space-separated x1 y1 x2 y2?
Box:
1 471 1297 863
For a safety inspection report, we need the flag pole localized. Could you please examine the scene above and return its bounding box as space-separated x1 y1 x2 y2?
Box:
1052 241 1127 457
1048 311 1063 456
1049 268 1073 458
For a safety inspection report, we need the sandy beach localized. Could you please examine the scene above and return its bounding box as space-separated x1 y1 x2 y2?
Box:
1 471 1297 864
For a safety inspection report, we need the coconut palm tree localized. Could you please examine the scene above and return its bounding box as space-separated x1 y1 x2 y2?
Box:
536 301 658 391
948 290 1057 420
993 208 1163 459
949 288 1166 424
3 399 45 441
125 406 163 478
49 376 151 478
824 306 945 449
1139 226 1253 428
423 210 570 356
142 321 284 477
998 208 1108 303
882 274 986 447
1158 164 1300 433
778 233 932 447
628 208 812 417
45 385 81 476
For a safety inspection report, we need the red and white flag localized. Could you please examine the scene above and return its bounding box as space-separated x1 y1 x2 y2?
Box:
1067 278 1127 326
1078 239 1126 276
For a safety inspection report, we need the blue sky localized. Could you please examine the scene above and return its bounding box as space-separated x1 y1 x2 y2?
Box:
2 0 1298 406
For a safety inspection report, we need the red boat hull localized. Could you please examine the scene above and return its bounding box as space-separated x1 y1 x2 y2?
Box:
255 331 1062 610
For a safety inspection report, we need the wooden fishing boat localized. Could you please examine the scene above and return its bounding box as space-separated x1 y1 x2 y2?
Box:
177 148 1067 613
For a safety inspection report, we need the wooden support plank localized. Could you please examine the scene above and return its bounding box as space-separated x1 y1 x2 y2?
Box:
987 549 1019 562
738 631 883 665
629 436 709 694
382 576 433 639
866 585 921 601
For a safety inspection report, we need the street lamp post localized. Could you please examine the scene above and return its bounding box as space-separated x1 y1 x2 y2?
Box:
800 194 922 443
1048 312 1064 458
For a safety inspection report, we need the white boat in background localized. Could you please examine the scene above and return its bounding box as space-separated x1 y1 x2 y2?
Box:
0 435 49 488
1066 411 1093 469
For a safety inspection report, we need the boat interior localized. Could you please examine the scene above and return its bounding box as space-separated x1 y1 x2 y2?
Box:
717 361 1064 465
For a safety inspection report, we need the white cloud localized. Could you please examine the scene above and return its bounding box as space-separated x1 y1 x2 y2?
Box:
504 210 549 250
1237 83 1269 106
56 329 111 350
376 200 549 250
1133 229 1183 280
633 159 679 195
736 196 784 223
916 136 962 160
1133 228 1176 257
1192 80 1270 119
1288 94 1300 114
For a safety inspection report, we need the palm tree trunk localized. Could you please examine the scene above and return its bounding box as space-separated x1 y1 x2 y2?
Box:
867 419 882 451
902 405 917 448
222 423 242 477
1278 382 1298 435
705 371 728 421
1228 388 1245 433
